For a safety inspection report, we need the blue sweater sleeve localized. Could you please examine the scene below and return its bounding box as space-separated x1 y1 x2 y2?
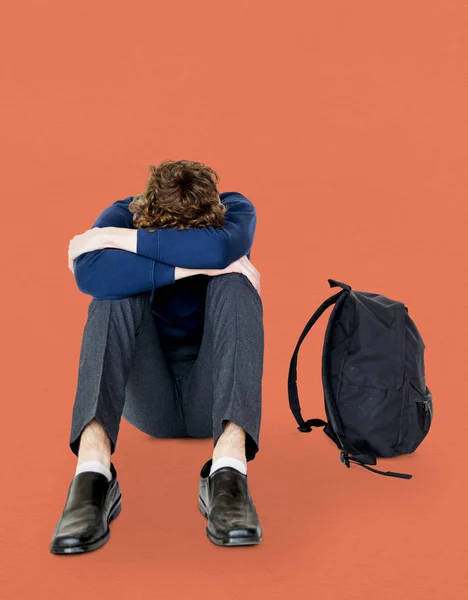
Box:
136 191 256 269
73 201 175 300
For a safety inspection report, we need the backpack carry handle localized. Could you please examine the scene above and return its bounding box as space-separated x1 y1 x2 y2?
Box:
327 278 352 292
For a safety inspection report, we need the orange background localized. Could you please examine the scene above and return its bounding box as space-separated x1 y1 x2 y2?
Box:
1 1 467 598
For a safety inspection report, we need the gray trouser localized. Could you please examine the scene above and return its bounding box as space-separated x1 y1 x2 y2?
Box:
69 272 264 462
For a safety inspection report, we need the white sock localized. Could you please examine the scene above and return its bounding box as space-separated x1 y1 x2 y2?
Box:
75 460 112 482
210 456 247 476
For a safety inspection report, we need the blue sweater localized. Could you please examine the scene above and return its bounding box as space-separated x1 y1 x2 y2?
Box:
74 192 256 346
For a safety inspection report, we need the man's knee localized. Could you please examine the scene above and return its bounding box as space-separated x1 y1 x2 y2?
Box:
89 292 150 307
88 293 151 320
208 272 257 296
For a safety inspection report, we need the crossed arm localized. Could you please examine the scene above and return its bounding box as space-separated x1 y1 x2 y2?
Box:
71 192 256 299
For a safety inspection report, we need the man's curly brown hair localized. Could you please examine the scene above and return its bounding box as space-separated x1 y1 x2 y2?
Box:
128 160 227 231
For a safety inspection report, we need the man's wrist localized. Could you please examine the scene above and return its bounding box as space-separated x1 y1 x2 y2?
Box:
175 267 213 280
105 227 137 253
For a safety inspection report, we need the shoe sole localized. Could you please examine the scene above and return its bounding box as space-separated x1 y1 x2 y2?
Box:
50 495 122 555
198 497 262 547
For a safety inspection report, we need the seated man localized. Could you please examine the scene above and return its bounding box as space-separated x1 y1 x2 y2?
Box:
50 160 264 554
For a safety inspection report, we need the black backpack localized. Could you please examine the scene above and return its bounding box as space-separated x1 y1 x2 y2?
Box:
288 279 433 479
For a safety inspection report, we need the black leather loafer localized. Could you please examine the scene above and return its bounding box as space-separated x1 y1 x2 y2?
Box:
50 463 122 555
198 459 262 546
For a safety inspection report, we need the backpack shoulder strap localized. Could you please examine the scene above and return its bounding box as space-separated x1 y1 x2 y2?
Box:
288 288 344 431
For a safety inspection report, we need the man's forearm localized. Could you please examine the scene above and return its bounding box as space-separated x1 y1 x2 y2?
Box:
105 228 219 281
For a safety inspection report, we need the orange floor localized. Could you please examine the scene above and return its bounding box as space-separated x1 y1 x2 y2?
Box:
1 1 467 599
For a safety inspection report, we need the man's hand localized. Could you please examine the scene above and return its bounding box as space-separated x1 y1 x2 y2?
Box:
68 227 114 274
208 255 261 295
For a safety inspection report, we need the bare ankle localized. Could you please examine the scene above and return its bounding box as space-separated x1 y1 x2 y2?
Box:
213 421 247 466
77 419 111 469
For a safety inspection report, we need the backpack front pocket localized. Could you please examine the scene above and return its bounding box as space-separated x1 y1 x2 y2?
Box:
341 301 407 391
